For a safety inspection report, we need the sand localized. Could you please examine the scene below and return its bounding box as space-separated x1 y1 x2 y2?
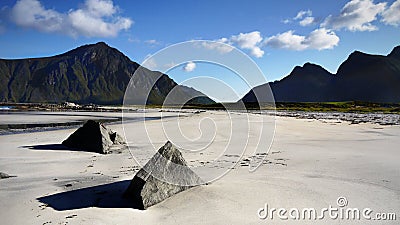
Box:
0 110 399 224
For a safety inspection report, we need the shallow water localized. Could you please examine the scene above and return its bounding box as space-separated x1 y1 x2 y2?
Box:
0 111 177 135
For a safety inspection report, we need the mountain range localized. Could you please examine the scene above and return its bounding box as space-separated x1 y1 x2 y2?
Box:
242 45 400 103
0 42 214 105
1 42 399 105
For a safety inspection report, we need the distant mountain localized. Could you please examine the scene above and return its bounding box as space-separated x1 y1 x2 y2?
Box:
0 42 215 105
242 46 400 103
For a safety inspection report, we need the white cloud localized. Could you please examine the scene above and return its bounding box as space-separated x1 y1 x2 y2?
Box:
84 0 116 17
11 0 64 32
205 28 337 56
250 47 265 58
201 38 234 54
230 31 264 57
303 28 340 50
197 1 398 55
198 32 264 57
299 16 315 26
292 10 315 27
183 61 196 72
294 10 312 20
264 28 339 51
10 0 133 38
265 30 307 51
322 0 386 31
382 0 400 26
144 39 161 47
145 39 160 45
68 8 132 38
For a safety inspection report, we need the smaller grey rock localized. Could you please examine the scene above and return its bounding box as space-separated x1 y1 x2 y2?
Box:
62 120 125 154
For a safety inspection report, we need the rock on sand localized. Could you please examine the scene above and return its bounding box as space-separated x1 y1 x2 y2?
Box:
124 141 202 209
62 120 125 154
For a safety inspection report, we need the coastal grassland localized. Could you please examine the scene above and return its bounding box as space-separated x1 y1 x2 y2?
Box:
273 101 400 114
178 101 400 114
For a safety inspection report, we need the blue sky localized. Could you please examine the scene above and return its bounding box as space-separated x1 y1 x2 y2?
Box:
0 0 399 101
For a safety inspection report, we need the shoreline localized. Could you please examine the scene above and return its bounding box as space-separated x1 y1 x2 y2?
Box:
1 110 398 136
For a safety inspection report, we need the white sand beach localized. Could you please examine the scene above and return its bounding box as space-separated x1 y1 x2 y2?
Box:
0 110 399 224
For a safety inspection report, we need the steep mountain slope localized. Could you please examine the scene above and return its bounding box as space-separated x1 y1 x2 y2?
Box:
241 46 400 103
0 42 215 105
334 49 400 102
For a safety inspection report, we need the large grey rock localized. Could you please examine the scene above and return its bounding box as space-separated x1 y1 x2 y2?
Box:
62 120 125 154
124 141 202 209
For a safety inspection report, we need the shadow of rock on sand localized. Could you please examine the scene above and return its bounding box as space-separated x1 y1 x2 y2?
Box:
22 144 127 154
37 180 144 210
22 144 72 151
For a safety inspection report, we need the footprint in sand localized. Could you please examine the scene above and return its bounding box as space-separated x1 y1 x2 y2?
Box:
66 214 77 219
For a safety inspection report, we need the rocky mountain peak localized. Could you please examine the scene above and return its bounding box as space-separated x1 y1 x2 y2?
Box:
388 45 400 59
241 45 400 103
0 43 215 105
